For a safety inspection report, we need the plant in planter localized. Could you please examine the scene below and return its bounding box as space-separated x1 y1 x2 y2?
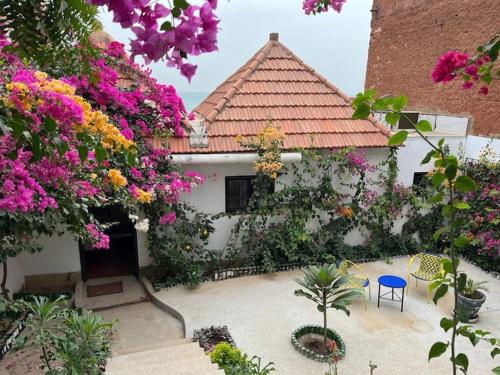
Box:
293 264 362 361
457 279 488 323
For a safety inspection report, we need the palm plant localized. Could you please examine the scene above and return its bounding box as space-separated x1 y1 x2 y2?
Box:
461 279 488 298
294 264 363 352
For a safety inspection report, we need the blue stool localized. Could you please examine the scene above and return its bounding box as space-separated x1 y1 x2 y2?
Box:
377 275 407 312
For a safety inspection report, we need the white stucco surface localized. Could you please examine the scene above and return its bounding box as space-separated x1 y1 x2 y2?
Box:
17 230 152 278
465 135 499 161
396 134 466 186
0 257 25 297
18 233 81 276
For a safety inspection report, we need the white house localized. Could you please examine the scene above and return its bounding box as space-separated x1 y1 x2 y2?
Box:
6 33 497 297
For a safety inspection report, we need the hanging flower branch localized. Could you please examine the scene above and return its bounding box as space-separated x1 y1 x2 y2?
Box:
237 123 285 180
432 34 499 94
87 0 219 82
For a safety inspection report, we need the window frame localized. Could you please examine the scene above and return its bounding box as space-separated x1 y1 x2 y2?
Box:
225 175 256 213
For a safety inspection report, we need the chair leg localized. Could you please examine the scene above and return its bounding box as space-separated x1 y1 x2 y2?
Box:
368 284 371 300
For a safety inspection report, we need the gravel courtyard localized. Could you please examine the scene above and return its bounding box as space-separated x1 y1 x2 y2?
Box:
156 257 500 375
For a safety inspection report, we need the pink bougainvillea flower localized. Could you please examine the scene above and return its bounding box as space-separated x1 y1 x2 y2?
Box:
159 211 176 225
431 50 469 83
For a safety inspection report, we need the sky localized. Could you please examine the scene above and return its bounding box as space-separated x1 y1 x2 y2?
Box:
100 0 373 97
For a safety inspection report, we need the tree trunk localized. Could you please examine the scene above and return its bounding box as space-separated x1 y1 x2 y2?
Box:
1 260 10 301
323 291 327 352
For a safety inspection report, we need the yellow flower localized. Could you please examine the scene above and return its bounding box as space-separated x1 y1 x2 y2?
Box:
135 188 152 204
235 134 243 143
34 71 48 81
107 169 127 188
89 173 98 180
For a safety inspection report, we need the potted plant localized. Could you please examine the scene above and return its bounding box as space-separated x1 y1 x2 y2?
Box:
292 264 362 362
457 279 488 323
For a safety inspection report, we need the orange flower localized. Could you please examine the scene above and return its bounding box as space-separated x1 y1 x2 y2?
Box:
339 206 353 218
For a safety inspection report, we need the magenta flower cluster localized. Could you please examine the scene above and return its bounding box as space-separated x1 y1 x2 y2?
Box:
345 149 374 173
87 0 219 81
303 0 346 15
86 223 110 249
432 50 491 95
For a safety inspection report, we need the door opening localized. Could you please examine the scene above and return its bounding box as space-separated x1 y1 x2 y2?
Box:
79 205 139 281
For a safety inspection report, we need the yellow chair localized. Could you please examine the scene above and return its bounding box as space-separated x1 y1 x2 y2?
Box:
406 253 442 303
339 260 371 309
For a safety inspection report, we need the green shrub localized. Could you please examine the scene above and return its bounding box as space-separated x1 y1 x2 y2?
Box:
209 342 246 370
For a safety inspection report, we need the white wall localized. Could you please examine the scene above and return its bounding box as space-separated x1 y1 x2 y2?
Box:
465 135 499 161
179 148 390 250
0 257 25 297
396 134 466 187
17 230 152 278
18 233 81 276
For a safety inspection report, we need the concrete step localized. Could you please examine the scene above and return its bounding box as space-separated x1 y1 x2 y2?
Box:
118 338 195 355
106 355 222 375
107 342 205 371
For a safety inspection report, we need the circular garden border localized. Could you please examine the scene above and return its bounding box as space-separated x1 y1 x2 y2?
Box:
291 325 346 362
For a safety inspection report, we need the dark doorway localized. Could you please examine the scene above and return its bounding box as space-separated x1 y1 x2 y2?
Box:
79 205 139 281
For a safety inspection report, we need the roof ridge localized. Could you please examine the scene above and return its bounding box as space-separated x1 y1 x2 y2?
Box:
275 42 391 137
204 41 276 125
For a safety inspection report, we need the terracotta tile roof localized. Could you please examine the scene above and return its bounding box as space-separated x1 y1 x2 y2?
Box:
170 33 390 154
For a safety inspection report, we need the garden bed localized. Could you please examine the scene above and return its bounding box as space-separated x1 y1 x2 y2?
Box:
291 325 345 362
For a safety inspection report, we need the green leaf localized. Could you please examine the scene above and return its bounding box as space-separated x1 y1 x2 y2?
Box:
455 353 468 372
442 259 454 274
421 150 435 165
428 342 448 361
57 141 69 156
445 164 457 180
441 205 452 218
416 120 433 132
437 138 445 147
454 202 470 210
440 317 454 332
432 172 446 188
388 131 408 146
31 133 42 161
174 0 190 9
427 192 444 204
492 348 500 358
127 152 137 166
455 176 476 193
77 145 88 162
454 236 469 248
457 273 467 292
385 112 401 126
43 117 57 132
392 96 408 111
94 145 106 162
352 103 370 119
171 7 181 17
492 365 500 375
161 21 173 31
432 283 448 304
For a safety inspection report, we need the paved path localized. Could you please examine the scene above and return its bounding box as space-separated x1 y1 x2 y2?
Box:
98 301 184 355
156 257 500 375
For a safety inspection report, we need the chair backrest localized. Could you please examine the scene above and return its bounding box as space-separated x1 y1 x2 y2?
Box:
417 253 441 275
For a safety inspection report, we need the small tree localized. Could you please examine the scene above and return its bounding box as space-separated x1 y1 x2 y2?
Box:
294 264 362 352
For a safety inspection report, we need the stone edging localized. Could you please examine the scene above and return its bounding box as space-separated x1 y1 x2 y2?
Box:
138 276 187 338
291 324 345 362
0 312 27 360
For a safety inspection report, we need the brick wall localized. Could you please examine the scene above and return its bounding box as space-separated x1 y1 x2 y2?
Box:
365 0 499 136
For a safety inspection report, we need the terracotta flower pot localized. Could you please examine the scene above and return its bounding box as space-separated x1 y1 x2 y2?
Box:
457 290 486 323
